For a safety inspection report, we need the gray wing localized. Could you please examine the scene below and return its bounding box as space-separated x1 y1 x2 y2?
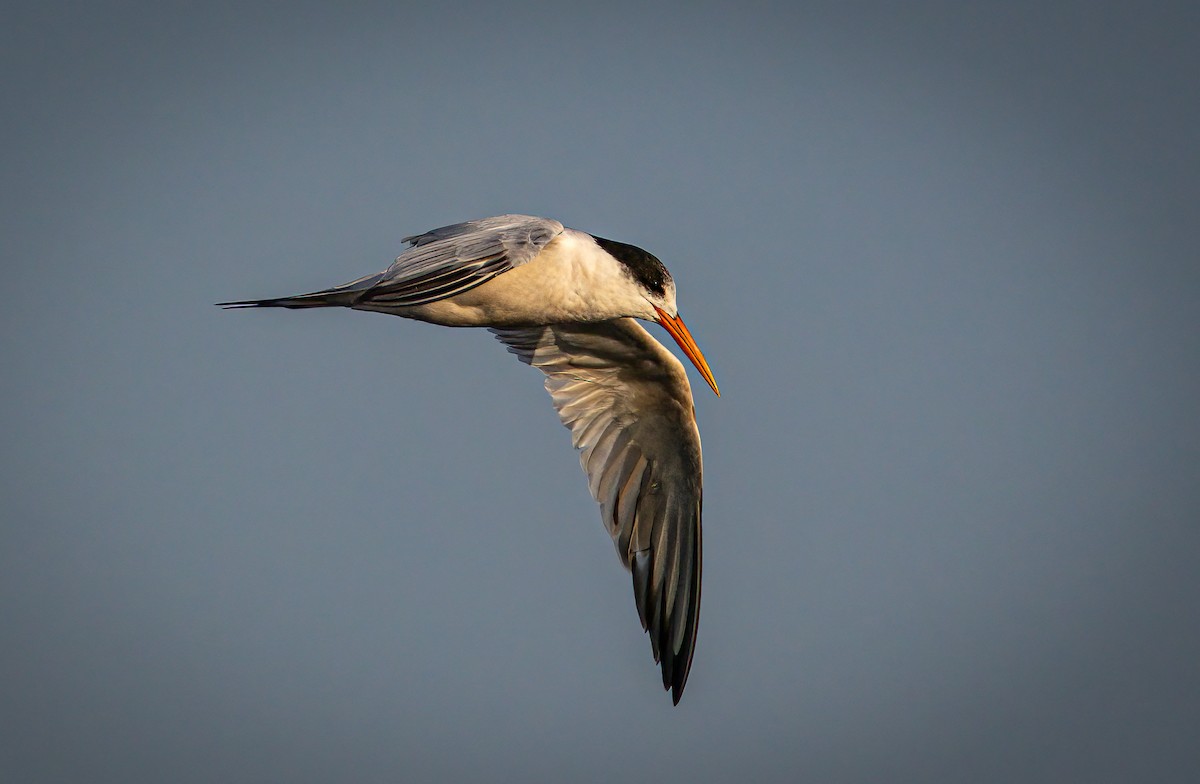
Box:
492 319 703 704
356 214 563 307
219 215 564 311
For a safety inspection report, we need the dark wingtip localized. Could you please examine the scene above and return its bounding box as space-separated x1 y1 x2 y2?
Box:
670 649 692 705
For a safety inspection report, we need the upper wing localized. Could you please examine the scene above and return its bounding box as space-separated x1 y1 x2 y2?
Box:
217 215 563 311
492 319 703 704
355 215 564 308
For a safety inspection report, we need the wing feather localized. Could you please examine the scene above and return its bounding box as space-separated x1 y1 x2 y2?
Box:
357 216 561 308
220 216 563 311
491 319 704 704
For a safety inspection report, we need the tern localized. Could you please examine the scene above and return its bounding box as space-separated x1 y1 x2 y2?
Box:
219 214 719 704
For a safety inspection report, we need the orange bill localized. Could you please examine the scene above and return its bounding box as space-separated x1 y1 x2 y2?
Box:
654 306 721 397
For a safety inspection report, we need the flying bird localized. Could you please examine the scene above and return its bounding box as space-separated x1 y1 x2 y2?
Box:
218 214 719 704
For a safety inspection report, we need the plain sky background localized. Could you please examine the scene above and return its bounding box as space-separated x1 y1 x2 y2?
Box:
2 2 1198 781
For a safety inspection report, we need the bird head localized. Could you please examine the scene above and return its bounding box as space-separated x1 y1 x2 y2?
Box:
591 234 720 397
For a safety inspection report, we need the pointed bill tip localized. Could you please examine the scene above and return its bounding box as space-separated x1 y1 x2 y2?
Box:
653 307 720 397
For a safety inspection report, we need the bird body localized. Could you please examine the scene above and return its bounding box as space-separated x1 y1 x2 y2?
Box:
377 226 659 327
219 214 718 704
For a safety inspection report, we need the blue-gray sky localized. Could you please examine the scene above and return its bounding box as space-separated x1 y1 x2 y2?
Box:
2 2 1198 781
